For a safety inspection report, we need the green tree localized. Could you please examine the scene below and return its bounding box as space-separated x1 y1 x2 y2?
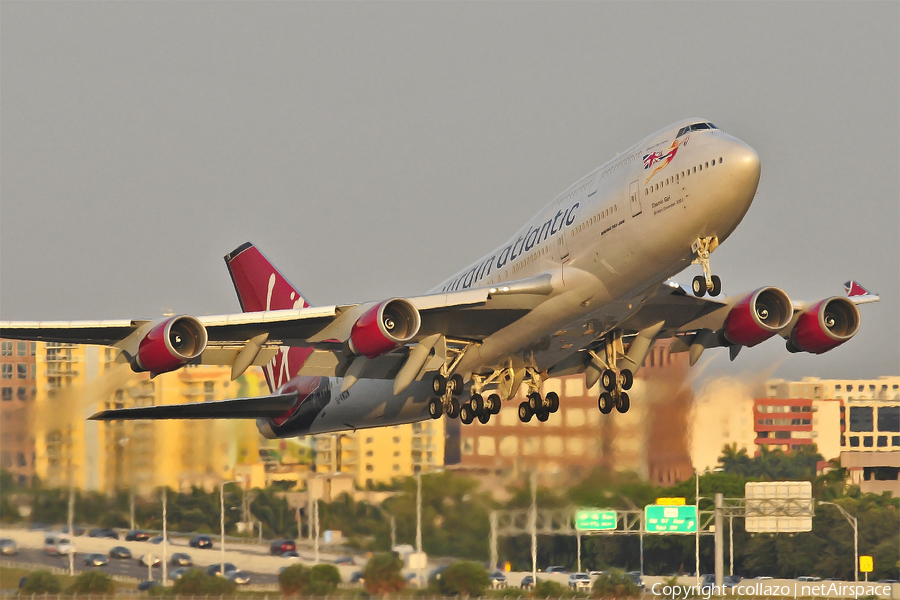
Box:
532 579 567 597
717 443 753 477
591 570 641 598
279 564 312 595
309 563 342 595
363 552 406 596
67 571 115 595
438 561 491 597
21 570 62 594
171 569 236 595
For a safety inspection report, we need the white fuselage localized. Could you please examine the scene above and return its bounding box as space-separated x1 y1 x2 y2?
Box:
275 119 761 436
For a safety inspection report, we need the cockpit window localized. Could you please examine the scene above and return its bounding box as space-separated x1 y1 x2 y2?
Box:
676 122 718 137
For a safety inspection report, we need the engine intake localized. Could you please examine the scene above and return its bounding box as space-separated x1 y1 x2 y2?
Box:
349 299 421 358
787 297 860 354
723 287 793 347
133 315 208 375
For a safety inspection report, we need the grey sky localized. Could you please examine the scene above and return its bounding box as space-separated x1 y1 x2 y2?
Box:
2 2 897 383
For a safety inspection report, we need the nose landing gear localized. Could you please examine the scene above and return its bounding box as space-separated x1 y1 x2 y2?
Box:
691 237 722 297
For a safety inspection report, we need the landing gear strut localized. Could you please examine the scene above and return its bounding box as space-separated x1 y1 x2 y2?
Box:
691 237 722 297
517 390 559 423
597 367 633 414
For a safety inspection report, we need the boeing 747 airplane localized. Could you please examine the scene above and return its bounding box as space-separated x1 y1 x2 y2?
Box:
0 119 879 438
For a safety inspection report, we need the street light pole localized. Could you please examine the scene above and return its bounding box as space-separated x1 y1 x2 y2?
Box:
820 502 858 582
161 488 168 586
695 471 700 586
220 479 239 577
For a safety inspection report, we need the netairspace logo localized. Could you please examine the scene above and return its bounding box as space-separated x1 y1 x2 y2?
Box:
651 582 894 600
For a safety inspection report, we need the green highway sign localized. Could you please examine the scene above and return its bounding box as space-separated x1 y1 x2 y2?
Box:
645 504 697 533
574 509 617 531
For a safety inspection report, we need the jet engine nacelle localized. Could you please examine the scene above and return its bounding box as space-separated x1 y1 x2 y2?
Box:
132 315 208 375
723 287 793 347
786 297 860 354
348 299 421 358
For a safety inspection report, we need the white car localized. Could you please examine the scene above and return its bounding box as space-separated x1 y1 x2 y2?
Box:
140 554 162 567
568 573 592 591
44 534 74 556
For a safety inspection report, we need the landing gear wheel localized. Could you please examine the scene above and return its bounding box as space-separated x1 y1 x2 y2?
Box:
619 369 633 391
598 392 614 414
601 369 617 392
709 275 722 297
616 392 630 414
528 392 542 412
432 375 447 395
428 398 442 419
546 391 560 413
518 402 533 423
488 393 502 414
692 275 707 298
478 410 491 424
536 410 549 422
459 403 474 424
470 394 484 415
448 398 460 419
450 374 465 396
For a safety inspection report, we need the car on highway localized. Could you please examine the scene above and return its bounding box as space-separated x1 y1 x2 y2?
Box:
700 574 716 591
228 571 251 585
207 562 238 577
189 535 213 549
281 550 301 559
0 539 17 555
545 565 567 574
520 575 540 590
44 534 74 556
568 573 592 591
61 525 85 536
139 554 161 567
270 539 297 555
89 528 119 539
349 571 365 585
169 567 189 580
627 571 645 589
109 546 132 559
125 530 151 542
149 536 169 544
83 553 109 567
171 552 192 566
489 571 508 589
798 576 822 582
137 581 159 592
334 556 355 565
724 575 742 588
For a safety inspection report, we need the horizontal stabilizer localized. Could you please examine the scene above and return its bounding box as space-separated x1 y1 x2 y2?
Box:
89 392 299 421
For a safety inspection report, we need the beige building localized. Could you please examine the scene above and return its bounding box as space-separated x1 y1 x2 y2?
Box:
31 342 260 495
310 418 445 489
0 339 37 486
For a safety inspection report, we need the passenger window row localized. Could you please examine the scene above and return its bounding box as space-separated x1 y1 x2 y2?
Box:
644 156 724 196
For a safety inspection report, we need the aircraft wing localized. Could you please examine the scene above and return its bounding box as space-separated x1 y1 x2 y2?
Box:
0 273 555 379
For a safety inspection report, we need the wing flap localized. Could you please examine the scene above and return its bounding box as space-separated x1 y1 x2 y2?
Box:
88 392 299 421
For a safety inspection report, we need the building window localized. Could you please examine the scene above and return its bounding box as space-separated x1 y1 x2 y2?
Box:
877 436 887 447
1 341 12 356
16 364 27 379
16 342 26 357
365 464 373 472
863 436 873 447
840 435 846 446
461 438 474 455
849 436 860 447
1 388 11 401
17 387 26 400
31 342 36 357
365 450 373 457
365 437 374 444
892 436 900 446
392 437 400 444
877 406 899 432
1 364 11 379
849 406 874 431
392 464 400 471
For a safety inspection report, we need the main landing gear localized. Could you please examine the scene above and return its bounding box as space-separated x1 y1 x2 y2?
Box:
428 373 464 420
691 237 722 297
597 368 633 415
516 390 560 423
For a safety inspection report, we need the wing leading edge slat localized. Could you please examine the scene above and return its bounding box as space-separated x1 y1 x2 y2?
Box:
88 392 299 421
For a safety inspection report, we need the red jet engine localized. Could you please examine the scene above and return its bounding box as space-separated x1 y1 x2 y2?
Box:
787 297 860 354
132 315 208 375
723 287 793 347
349 299 421 358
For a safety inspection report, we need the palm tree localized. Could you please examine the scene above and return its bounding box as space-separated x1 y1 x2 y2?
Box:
717 443 752 477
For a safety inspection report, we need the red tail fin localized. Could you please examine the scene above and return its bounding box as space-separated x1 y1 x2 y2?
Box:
225 243 312 392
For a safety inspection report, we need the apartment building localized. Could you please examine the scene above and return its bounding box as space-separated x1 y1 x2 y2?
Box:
0 339 37 486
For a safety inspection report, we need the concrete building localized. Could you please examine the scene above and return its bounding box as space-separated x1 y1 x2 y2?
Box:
0 339 37 486
309 418 445 488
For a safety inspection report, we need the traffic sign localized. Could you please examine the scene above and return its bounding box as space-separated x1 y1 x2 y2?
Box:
656 497 686 505
859 556 873 573
645 504 697 533
574 509 617 531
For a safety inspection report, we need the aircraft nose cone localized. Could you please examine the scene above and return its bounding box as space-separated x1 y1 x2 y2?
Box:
730 142 761 189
